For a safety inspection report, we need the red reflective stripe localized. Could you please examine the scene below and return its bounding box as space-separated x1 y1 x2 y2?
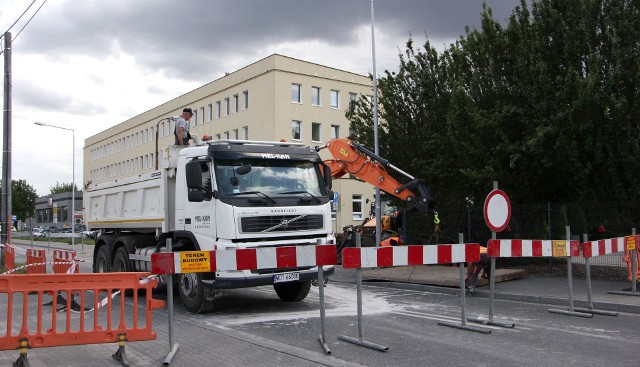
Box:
377 247 393 267
438 245 452 264
407 246 423 265
342 248 361 268
532 240 543 257
466 244 480 262
151 252 175 274
487 239 500 257
569 240 580 256
210 251 217 272
276 246 297 268
316 245 337 266
583 242 593 258
511 240 522 257
235 249 257 270
598 240 606 255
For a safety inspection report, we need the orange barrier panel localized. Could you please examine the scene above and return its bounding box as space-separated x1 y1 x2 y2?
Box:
0 272 165 355
25 249 46 274
3 244 15 272
52 249 78 274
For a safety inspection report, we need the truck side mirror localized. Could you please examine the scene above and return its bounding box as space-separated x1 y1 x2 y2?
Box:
323 165 332 190
186 161 204 189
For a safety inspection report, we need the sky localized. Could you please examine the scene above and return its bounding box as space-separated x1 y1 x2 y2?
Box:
0 0 524 196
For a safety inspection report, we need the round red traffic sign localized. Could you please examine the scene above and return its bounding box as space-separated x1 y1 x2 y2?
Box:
483 189 511 232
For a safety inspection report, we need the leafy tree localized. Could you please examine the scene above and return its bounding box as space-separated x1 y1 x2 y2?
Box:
49 181 79 195
12 180 38 222
348 0 640 209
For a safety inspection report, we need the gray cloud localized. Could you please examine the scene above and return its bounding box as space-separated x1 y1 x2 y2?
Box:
15 0 523 81
14 79 108 115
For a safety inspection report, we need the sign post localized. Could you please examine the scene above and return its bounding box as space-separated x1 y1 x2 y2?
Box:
468 181 515 328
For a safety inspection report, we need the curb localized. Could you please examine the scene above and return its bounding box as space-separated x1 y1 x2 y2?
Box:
363 280 640 315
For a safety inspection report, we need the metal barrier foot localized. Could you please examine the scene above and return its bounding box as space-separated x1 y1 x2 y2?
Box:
466 316 515 328
572 307 618 316
13 338 30 367
112 333 130 367
548 308 593 318
438 321 491 334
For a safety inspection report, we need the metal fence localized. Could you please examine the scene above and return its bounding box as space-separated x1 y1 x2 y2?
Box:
404 201 640 269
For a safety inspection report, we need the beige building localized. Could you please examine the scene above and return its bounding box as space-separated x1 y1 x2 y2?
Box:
84 54 376 233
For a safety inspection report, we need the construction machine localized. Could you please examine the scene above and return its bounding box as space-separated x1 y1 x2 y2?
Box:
316 138 435 252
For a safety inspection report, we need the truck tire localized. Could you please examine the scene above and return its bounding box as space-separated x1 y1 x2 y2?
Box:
94 246 112 273
113 247 132 272
179 272 216 313
274 280 311 302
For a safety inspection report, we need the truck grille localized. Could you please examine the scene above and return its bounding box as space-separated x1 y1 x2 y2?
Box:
241 214 323 233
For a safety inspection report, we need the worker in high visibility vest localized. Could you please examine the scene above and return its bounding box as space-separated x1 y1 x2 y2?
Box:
466 245 490 296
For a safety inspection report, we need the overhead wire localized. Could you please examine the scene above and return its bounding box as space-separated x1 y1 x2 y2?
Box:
0 0 48 56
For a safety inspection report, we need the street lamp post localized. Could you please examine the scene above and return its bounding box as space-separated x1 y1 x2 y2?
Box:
34 122 76 247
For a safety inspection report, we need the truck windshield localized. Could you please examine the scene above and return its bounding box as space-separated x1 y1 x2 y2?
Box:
214 158 327 197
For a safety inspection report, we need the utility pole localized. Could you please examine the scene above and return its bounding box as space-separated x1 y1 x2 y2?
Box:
2 31 12 266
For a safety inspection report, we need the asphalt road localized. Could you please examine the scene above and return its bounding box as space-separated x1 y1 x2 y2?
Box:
161 280 640 367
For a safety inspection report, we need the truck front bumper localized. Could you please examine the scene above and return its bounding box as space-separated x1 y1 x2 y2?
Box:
206 266 335 289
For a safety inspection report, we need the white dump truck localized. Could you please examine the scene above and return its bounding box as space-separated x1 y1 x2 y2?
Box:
84 139 335 313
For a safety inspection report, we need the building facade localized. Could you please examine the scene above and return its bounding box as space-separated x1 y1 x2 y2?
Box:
33 191 83 230
83 54 377 232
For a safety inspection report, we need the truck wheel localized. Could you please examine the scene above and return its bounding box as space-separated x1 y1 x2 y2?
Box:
113 247 132 272
274 280 311 302
94 246 112 273
179 272 216 313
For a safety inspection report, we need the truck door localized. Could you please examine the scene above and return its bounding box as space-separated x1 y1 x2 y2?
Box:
184 160 216 245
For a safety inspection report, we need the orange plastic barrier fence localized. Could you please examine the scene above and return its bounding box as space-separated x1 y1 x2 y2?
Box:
3 245 15 272
0 272 165 352
52 249 78 274
25 249 46 274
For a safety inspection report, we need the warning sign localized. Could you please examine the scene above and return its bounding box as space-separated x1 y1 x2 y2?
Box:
552 241 567 257
179 251 211 273
627 236 636 251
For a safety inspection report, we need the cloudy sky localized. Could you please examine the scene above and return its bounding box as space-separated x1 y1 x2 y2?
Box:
0 0 524 196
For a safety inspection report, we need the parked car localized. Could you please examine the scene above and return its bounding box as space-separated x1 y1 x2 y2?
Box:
32 228 47 237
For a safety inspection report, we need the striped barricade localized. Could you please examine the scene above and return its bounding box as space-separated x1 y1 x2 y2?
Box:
151 244 337 354
487 237 588 318
583 234 640 300
52 249 79 274
487 239 580 258
0 272 165 367
341 244 480 268
25 249 47 274
151 244 338 274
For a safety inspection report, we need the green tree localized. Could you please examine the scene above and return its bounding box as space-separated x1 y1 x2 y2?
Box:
348 0 640 208
9 180 38 222
49 181 79 195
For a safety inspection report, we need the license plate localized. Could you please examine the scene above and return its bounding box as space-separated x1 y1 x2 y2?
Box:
273 272 300 283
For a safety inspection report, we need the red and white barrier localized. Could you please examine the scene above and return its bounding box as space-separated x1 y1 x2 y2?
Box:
582 235 638 258
151 244 337 274
487 239 580 258
341 244 480 269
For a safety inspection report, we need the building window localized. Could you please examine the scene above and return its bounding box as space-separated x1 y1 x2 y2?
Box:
291 83 302 103
215 133 221 140
292 120 302 140
242 126 249 140
352 195 363 220
224 98 230 116
192 111 198 127
331 125 340 139
207 104 212 122
224 131 230 139
312 122 321 142
349 92 358 111
216 101 221 119
311 86 321 106
243 90 249 110
330 90 340 109
233 94 239 113
199 107 205 124
233 129 239 140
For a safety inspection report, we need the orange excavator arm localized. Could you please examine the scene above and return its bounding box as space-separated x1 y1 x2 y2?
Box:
317 138 434 215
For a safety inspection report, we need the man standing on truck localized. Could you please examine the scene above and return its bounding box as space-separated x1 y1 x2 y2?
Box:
175 107 193 145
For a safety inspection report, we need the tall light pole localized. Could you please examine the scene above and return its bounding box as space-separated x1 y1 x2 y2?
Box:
370 0 382 248
34 122 76 247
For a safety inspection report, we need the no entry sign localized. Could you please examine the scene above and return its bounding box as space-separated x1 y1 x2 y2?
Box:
483 189 511 232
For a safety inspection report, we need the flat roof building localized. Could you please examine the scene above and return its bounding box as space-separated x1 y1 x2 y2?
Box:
83 54 377 231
